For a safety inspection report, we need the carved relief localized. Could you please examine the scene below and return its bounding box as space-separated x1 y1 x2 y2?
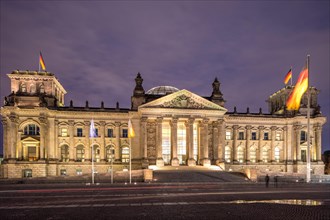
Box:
147 122 156 158
157 95 206 109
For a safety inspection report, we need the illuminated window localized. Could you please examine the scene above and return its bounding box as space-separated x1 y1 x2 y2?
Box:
76 169 82 176
122 146 129 163
225 131 231 140
177 123 186 164
93 146 100 162
27 146 37 161
238 132 244 140
225 146 231 162
61 128 68 137
276 132 281 141
162 123 171 164
193 124 198 161
60 169 67 176
77 128 83 137
22 169 32 178
106 146 115 162
76 145 84 162
250 147 257 163
61 145 69 162
24 124 40 135
237 146 244 163
262 148 269 162
274 147 280 162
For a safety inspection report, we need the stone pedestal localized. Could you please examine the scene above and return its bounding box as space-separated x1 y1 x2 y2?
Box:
156 158 164 167
201 159 211 167
171 158 180 166
142 159 149 169
187 158 196 166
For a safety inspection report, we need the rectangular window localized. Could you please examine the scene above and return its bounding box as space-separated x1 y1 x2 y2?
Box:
300 131 306 142
107 128 114 138
251 132 257 140
275 133 281 141
162 123 171 164
301 150 307 162
77 128 83 137
225 131 231 140
122 129 128 138
23 169 32 178
60 169 67 176
76 169 82 176
61 128 68 137
28 146 37 161
238 132 244 140
264 132 269 140
95 128 99 137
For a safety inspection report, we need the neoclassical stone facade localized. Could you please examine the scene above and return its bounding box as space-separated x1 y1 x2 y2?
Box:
0 70 327 178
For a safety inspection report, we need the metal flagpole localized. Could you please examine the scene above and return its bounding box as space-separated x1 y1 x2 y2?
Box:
92 138 95 184
129 137 132 184
38 54 41 72
306 55 311 183
290 66 293 86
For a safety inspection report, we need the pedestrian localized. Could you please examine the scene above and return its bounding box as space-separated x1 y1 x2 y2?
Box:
274 176 278 188
265 174 270 188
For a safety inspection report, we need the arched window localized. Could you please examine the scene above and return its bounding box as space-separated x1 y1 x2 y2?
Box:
237 146 244 163
61 145 69 162
92 145 100 162
39 83 45 93
30 84 36 94
225 146 231 162
76 145 84 162
24 124 40 135
122 146 129 163
106 146 115 162
250 147 257 163
262 147 269 163
274 147 280 162
21 83 27 92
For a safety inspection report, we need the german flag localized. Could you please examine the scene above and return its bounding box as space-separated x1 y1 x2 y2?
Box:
284 68 292 84
39 52 46 71
286 63 308 110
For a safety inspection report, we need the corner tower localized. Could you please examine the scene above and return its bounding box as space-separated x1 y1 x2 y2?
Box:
4 70 66 107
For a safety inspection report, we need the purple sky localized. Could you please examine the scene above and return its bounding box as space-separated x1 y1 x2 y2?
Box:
1 1 329 153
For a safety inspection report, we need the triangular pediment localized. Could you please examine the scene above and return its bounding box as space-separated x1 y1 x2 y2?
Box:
21 136 40 143
139 89 227 112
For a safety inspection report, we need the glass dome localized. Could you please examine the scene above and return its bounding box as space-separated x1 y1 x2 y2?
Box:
146 86 179 95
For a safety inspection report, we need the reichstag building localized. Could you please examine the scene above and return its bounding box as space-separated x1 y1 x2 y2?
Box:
0 70 326 178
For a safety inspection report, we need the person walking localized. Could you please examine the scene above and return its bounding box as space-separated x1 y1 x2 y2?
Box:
265 174 270 188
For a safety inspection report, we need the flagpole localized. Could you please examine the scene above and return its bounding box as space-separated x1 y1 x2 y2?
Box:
129 137 132 184
306 55 311 183
290 66 293 86
92 138 95 184
38 53 41 72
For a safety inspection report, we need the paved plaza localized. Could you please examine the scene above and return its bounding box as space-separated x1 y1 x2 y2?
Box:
0 168 329 219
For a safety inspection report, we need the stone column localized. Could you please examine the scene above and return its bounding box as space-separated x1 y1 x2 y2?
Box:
258 126 264 162
156 117 164 167
1 118 8 159
9 114 19 160
245 125 252 163
283 126 287 162
17 130 23 160
216 119 225 164
114 122 121 162
232 125 239 162
186 118 195 166
100 121 106 161
201 119 210 166
314 124 322 161
170 117 179 166
140 117 149 167
39 116 48 160
68 120 75 161
294 124 301 161
55 120 59 160
84 121 90 161
270 126 277 162
47 118 56 160
212 121 219 163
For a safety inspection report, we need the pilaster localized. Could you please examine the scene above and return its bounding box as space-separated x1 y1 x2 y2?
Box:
232 125 239 162
245 125 252 163
114 122 121 162
100 121 106 161
170 117 179 166
141 117 149 167
156 117 164 167
68 120 75 161
270 126 277 162
258 126 264 162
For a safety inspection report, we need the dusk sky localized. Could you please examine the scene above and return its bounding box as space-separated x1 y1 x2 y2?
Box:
0 1 329 153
